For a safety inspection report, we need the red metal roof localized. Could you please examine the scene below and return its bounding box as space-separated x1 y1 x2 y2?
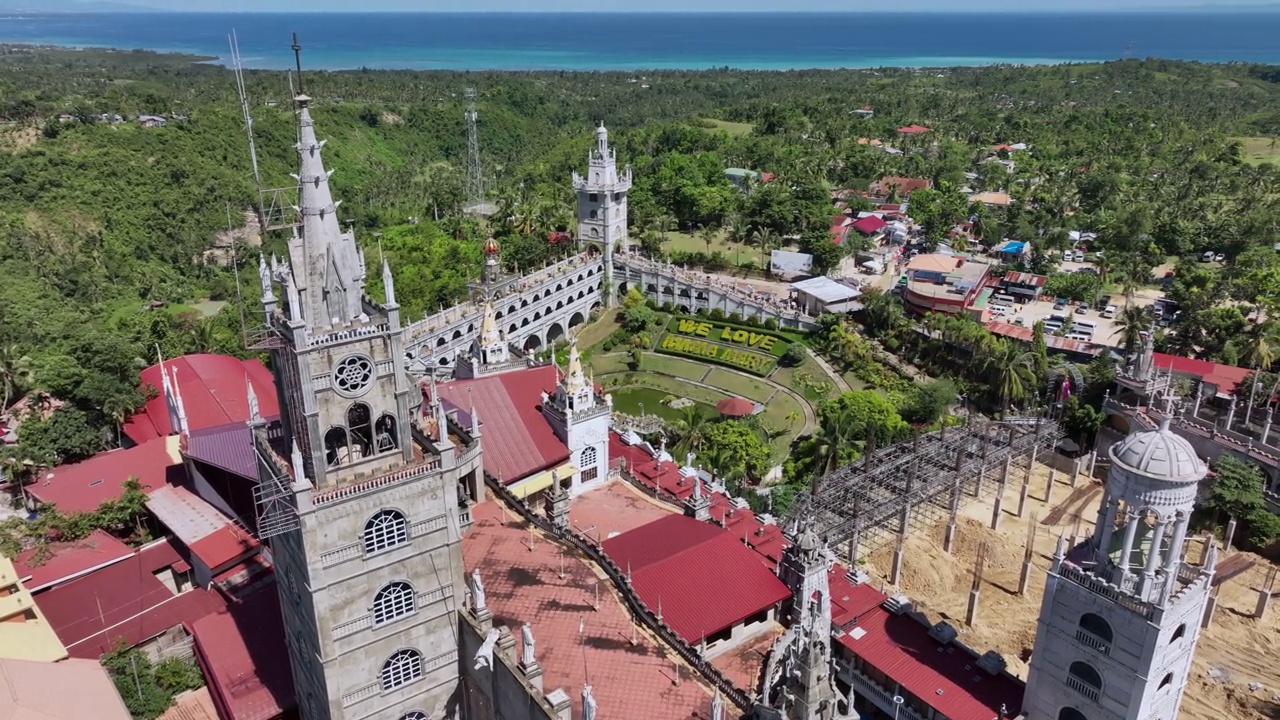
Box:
146 485 261 572
986 321 1106 357
1152 352 1251 395
12 529 133 592
871 177 933 197
1001 271 1047 288
851 216 889 235
436 365 569 484
897 124 932 134
192 584 295 720
36 541 225 659
602 514 791 644
123 354 279 445
27 436 184 514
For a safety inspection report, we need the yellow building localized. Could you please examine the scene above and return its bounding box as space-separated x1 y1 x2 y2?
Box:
0 556 68 662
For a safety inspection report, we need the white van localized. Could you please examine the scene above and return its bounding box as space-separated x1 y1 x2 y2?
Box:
1073 250 1085 262
1101 305 1117 319
1201 251 1215 262
1065 331 1093 341
993 293 1016 305
1042 320 1063 333
1073 320 1097 333
1049 313 1069 324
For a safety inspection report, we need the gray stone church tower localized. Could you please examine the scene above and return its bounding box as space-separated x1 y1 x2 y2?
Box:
1023 418 1216 720
252 95 477 720
572 124 631 305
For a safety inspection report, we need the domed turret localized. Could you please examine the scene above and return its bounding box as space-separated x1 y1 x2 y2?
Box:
1109 417 1206 483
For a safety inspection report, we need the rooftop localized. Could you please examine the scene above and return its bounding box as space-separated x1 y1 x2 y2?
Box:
191 584 295 720
437 365 569 484
969 191 1014 207
35 538 225 659
461 501 714 720
569 480 674 540
870 176 932 197
0 556 67 662
851 215 889 236
790 276 862 304
145 484 261 572
184 420 260 480
27 435 183 515
1110 420 1207 483
12 528 133 592
123 354 279 445
897 124 931 134
1151 351 1251 396
987 321 1105 357
0 657 132 720
1001 271 1046 288
157 687 220 720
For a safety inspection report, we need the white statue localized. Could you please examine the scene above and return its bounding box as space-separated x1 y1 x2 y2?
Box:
711 690 724 720
582 684 597 720
473 628 500 671
258 254 274 299
470 569 487 612
520 623 536 666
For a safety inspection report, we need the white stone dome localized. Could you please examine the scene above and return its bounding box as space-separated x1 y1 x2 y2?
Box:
1109 418 1206 483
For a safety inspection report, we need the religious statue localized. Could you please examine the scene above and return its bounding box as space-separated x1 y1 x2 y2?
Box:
711 690 724 720
520 623 536 667
258 254 274 299
279 266 302 323
473 628 500 671
582 684 597 720
470 569 487 612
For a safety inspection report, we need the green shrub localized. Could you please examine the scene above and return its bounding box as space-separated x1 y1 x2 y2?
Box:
709 308 726 320
764 318 779 330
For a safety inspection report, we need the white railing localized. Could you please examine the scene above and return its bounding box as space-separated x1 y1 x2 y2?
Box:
1075 628 1111 655
313 460 442 507
320 542 362 568
1066 674 1101 702
340 682 380 707
844 666 928 720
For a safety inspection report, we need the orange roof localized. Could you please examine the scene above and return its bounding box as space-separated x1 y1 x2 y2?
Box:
0 657 132 719
907 253 963 274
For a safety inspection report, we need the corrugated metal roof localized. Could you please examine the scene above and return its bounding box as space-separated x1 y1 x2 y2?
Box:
146 485 260 572
987 321 1105 357
12 529 133 592
0 657 133 720
123 354 279 445
27 436 184 514
791 276 861 304
185 421 265 480
602 514 791 644
1152 352 1251 395
192 585 295 720
437 366 569 484
1002 271 1047 288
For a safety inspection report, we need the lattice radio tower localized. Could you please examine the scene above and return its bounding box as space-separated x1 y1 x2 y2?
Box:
464 87 486 213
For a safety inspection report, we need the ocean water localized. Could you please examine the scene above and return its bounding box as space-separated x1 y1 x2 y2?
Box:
1 12 1280 70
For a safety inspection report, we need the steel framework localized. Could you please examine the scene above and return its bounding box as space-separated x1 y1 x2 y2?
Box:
789 414 1063 562
464 88 485 213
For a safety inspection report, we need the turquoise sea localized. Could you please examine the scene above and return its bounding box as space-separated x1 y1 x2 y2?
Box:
1 12 1280 70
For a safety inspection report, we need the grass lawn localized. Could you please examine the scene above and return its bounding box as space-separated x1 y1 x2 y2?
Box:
757 391 806 452
585 352 630 375
602 374 728 407
771 357 842 402
704 368 774 403
701 118 755 136
1232 136 1280 165
840 371 871 392
576 312 622 349
661 230 771 267
642 354 710 382
608 384 717 423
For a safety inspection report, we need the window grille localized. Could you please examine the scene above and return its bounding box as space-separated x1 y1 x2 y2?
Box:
373 582 416 625
380 649 424 691
363 510 409 554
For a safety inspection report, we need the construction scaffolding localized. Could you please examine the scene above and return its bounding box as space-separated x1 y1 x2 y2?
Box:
789 415 1063 564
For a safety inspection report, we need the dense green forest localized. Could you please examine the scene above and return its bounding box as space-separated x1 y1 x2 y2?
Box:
1 44 1279 468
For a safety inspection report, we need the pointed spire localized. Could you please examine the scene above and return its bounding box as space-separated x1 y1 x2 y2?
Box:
246 376 262 425
381 256 397 307
711 689 724 720
1055 531 1068 559
169 366 189 437
290 439 306 482
470 402 481 437
479 299 500 345
561 335 587 394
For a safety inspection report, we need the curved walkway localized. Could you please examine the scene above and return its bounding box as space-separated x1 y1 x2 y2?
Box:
596 352 817 440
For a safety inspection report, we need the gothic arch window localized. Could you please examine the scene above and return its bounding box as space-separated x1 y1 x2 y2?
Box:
375 414 398 453
363 510 409 554
437 337 446 347
589 210 598 220
380 648 424 691
324 426 351 467
508 305 517 315
509 324 518 335
399 713 429 720
452 329 463 340
590 227 599 238
1077 613 1113 653
347 403 373 458
580 446 598 468
1157 672 1173 691
372 581 416 625
1170 623 1186 643
1058 710 1089 720
1067 662 1102 701
495 310 503 320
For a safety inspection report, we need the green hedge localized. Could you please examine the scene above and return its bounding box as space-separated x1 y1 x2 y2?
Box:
656 334 777 375
654 316 794 376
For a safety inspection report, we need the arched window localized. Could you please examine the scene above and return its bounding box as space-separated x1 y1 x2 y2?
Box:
1058 709 1089 720
1170 623 1186 643
324 427 351 468
399 713 429 720
580 446 598 468
348 403 373 458
1157 672 1173 691
1077 613 1113 653
375 414 398 453
580 446 599 484
1068 662 1102 701
589 210 598 220
380 649 424 691
373 581 416 625
363 510 409 554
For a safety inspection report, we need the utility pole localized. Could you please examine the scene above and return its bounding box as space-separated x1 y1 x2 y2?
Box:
465 88 485 214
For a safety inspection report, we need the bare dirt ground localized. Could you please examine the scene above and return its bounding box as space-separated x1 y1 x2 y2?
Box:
858 462 1280 720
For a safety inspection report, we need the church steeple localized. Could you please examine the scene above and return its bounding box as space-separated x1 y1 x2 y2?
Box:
572 123 631 306
287 94 368 330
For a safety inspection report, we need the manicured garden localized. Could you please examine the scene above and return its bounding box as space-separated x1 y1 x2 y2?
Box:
655 315 792 376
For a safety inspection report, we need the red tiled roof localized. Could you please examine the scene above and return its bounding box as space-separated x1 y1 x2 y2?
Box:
897 124 931 134
851 216 888 236
1152 352 1251 395
146 485 260 572
602 514 791 644
1002 271 1047 288
987 321 1106 357
27 436 184 514
36 541 225 659
871 176 933 197
12 529 133 592
192 584 295 720
836 602 1024 720
123 354 279 444
437 365 569 484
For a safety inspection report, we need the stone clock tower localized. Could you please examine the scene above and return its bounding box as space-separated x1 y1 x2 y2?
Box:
252 95 479 720
572 124 631 306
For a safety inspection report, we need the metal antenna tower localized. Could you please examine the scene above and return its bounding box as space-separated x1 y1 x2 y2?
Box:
464 87 486 214
229 31 300 235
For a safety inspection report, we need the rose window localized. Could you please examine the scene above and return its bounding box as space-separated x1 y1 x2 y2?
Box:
333 355 375 397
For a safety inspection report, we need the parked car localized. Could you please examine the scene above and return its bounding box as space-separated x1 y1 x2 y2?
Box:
1073 250 1085 262
1096 294 1112 311
1101 305 1118 319
1013 315 1026 326
1075 304 1089 315
1201 251 1215 262
1053 299 1067 311
1214 253 1226 263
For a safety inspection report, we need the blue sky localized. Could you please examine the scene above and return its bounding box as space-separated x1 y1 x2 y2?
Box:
108 0 1280 10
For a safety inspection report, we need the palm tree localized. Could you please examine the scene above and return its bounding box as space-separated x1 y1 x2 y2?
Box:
102 395 136 447
1112 305 1151 361
979 338 1037 411
698 223 719 255
670 405 714 458
1242 321 1277 371
189 319 228 354
0 346 33 412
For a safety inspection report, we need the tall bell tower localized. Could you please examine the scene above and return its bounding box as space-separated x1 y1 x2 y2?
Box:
1023 418 1215 720
252 93 476 720
572 124 631 306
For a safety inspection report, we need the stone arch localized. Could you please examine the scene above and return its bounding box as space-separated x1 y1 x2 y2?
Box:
1170 623 1186 643
547 322 566 345
438 356 449 367
679 305 692 314
467 323 474 334
1077 613 1113 652
508 305 517 315
522 317 531 327
509 323 519 335
590 227 599 238
1107 412 1131 434
567 277 575 287
1058 710 1089 720
646 283 658 294
577 273 585 282
534 310 542 321
324 426 351 467
679 288 692 298
556 283 564 292
590 302 602 313
695 290 708 301
436 336 447 347
347 403 373 458
452 329 463 341
524 334 543 351
556 300 564 311
577 290 585 300
1157 673 1173 691
375 414 398 453
495 309 504 320
1067 661 1102 700
521 298 530 308
569 311 586 328
589 210 598 220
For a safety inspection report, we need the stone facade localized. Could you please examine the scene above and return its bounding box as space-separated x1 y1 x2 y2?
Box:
573 124 631 306
540 338 611 496
1023 419 1216 720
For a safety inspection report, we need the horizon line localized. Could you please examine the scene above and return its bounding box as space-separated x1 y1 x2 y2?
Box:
21 6 1280 13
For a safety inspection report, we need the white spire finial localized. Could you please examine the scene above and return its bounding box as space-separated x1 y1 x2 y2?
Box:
382 256 397 307
246 376 261 425
169 366 189 437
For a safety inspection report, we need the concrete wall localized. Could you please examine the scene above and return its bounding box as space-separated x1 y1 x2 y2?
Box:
615 257 816 331
457 611 572 720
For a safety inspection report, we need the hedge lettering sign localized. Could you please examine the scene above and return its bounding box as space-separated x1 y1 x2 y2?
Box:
656 316 790 376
